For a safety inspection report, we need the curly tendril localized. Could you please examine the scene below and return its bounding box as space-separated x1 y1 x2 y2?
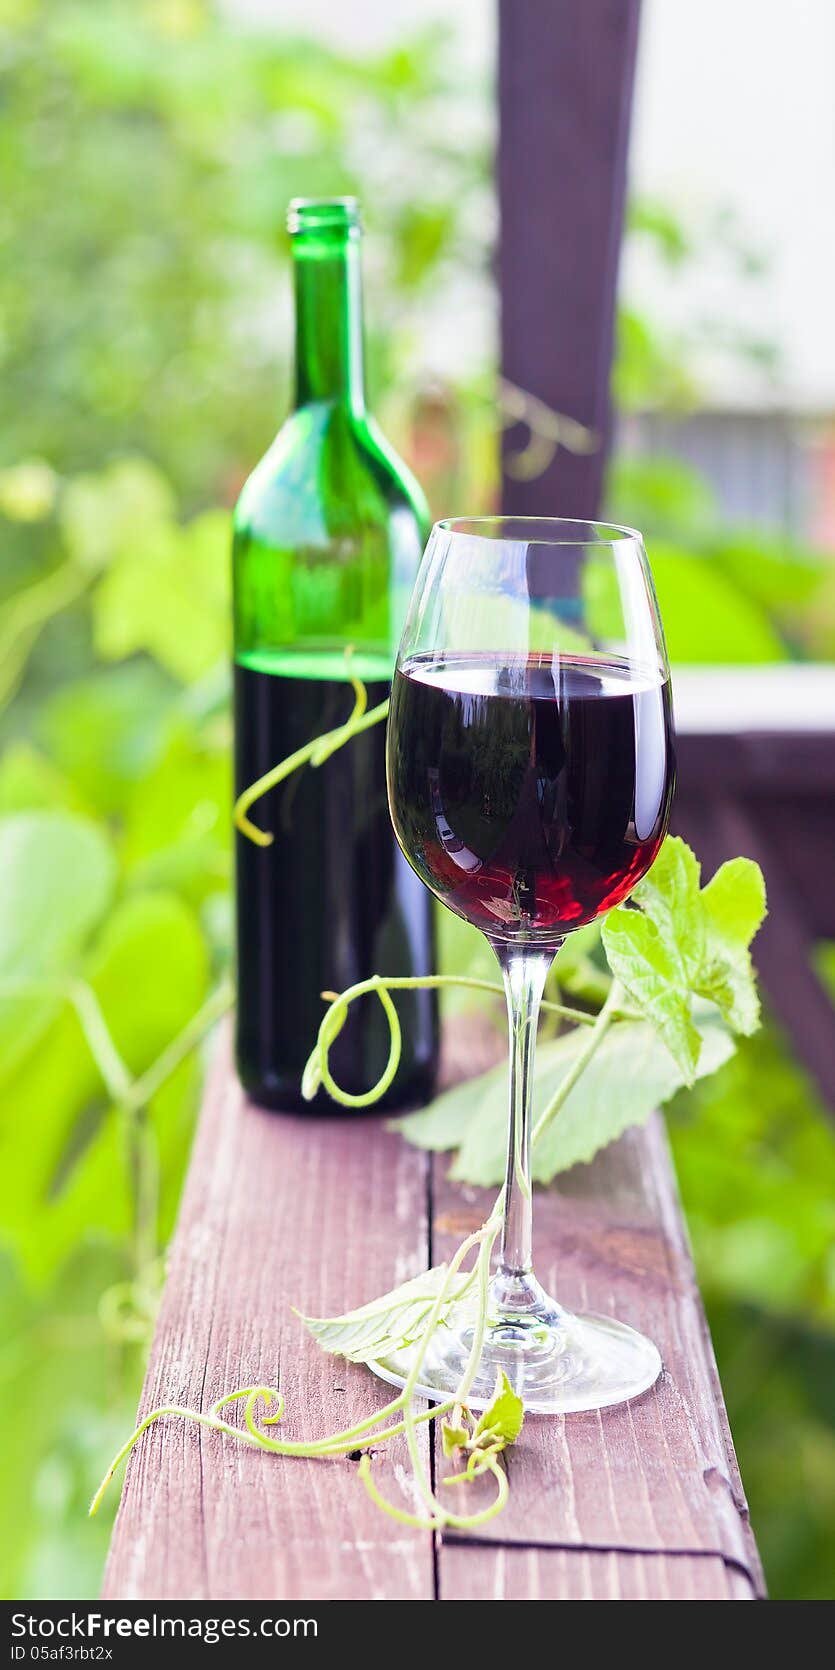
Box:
301 972 597 1109
89 1208 515 1532
233 657 389 847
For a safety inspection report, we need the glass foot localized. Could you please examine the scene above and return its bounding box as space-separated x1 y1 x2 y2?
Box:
369 1272 661 1415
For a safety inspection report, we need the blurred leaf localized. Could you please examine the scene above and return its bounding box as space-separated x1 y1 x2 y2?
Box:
649 541 788 663
84 889 209 1074
0 741 88 815
0 460 58 522
0 811 114 977
605 455 716 542
93 509 230 681
670 1024 835 1326
0 811 116 1082
0 889 208 1283
393 204 455 287
120 722 229 903
60 459 176 572
802 565 835 660
814 941 835 999
627 198 690 266
709 1301 835 1601
37 663 176 812
0 1244 141 1602
612 310 696 412
711 530 826 615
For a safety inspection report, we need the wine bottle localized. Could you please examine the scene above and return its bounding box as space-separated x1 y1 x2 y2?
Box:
233 198 438 1111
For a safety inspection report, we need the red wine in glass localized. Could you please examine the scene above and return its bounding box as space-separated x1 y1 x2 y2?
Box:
388 651 675 940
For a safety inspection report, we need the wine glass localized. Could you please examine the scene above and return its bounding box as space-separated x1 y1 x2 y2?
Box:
377 517 675 1414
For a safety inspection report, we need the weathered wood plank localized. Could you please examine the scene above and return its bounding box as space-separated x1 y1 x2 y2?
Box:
102 1032 434 1602
498 0 642 517
432 1116 764 1596
104 1022 763 1601
441 1548 755 1600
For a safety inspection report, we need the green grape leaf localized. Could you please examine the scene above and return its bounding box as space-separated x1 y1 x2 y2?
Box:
631 837 704 980
300 1265 475 1364
693 857 767 1036
601 908 702 1083
603 840 767 1074
397 1010 734 1186
474 1370 524 1447
389 1061 495 1154
701 855 767 950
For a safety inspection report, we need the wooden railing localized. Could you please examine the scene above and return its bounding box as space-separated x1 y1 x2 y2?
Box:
103 1020 764 1601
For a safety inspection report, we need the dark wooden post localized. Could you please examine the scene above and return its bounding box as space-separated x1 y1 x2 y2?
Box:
498 0 642 517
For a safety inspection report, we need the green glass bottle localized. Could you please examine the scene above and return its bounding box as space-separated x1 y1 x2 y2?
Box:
233 198 438 1111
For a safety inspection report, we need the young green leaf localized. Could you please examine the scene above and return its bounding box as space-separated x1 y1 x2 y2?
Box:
700 855 767 950
602 837 706 1082
601 909 702 1082
693 857 767 1036
474 1370 524 1447
631 835 705 981
602 839 766 1078
299 1264 476 1364
442 1422 471 1457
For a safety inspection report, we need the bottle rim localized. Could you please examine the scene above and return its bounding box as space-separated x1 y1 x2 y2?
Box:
287 197 361 235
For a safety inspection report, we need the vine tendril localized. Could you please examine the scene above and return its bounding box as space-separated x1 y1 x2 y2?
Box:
89 1208 510 1531
301 972 596 1109
233 657 389 847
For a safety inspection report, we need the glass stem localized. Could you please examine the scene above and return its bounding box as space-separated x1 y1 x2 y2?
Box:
492 940 560 1291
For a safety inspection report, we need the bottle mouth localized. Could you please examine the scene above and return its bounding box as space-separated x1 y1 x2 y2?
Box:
287 197 361 236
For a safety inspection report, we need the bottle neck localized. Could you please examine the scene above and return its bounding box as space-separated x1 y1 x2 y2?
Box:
292 232 365 413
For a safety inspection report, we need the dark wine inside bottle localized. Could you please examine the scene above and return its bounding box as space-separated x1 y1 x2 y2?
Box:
234 650 436 1111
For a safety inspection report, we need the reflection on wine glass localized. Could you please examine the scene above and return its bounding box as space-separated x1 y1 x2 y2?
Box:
377 517 676 1414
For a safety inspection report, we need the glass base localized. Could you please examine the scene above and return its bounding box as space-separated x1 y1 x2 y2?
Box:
369 1272 662 1415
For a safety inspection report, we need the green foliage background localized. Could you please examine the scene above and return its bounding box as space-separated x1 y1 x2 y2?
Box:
0 0 833 1600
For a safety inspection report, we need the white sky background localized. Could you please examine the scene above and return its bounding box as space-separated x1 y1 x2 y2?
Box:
628 0 835 412
233 0 835 412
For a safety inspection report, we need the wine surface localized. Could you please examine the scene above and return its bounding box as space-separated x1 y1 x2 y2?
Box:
388 652 674 939
235 657 436 1110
